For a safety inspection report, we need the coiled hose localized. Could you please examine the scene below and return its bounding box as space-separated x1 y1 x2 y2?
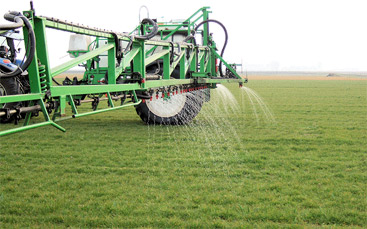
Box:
0 11 36 78
137 18 158 40
0 13 23 30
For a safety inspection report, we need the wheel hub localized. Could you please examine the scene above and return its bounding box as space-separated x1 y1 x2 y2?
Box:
146 91 187 118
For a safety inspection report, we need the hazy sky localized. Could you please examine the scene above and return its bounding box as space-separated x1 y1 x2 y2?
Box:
1 0 367 72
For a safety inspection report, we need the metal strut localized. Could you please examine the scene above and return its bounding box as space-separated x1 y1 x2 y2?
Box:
0 98 65 137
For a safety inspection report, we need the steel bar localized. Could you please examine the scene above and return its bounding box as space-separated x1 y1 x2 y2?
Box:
211 49 242 79
51 44 114 77
81 94 131 104
0 104 50 117
72 101 141 118
0 93 44 104
0 121 65 137
42 15 129 39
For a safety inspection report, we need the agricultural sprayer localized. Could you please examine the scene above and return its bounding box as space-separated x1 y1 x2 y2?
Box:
0 2 247 136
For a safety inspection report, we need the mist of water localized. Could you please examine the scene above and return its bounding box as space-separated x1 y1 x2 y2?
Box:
145 84 275 183
241 86 275 123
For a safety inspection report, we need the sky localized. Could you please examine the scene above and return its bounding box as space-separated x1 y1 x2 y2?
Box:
1 0 367 72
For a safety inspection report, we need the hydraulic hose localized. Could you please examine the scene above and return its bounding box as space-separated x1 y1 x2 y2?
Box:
183 35 198 67
137 18 158 40
183 35 197 46
0 11 36 79
0 13 23 30
193 19 228 77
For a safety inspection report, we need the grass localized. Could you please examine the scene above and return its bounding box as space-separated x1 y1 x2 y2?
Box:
0 79 366 227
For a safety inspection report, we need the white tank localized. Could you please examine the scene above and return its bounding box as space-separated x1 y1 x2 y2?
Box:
68 34 92 58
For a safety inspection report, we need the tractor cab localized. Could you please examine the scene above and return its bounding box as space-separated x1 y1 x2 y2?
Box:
0 30 23 71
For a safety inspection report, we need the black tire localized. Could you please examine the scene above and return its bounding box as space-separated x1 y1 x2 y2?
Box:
135 61 207 125
135 90 204 125
0 77 21 122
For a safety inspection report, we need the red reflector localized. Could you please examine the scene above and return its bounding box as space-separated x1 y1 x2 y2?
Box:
142 99 146 103
3 59 11 64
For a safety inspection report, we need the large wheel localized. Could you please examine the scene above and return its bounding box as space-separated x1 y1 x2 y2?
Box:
0 77 22 122
137 60 204 125
0 77 21 108
135 90 204 125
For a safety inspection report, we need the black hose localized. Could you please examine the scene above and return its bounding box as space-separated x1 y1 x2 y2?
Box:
173 42 181 62
137 18 158 40
0 13 23 30
52 77 61 86
0 11 36 79
183 35 198 68
123 37 133 55
169 42 174 63
111 32 122 64
193 19 228 77
183 35 196 46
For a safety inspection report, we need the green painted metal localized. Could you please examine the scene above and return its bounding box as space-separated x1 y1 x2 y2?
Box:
51 44 114 77
145 79 193 88
169 52 185 76
50 84 141 97
67 95 79 115
72 101 141 119
145 7 210 56
0 98 66 137
119 46 140 71
23 100 35 126
0 6 246 136
0 121 63 137
211 49 242 79
0 93 44 104
198 78 247 84
44 17 117 39
145 50 169 66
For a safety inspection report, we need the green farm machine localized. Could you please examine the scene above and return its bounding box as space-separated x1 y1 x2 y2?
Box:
0 2 246 136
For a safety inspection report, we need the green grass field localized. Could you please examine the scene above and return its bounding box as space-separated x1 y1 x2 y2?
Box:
0 79 366 227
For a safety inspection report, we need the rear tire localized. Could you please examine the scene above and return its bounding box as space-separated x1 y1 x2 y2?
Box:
136 61 206 125
135 90 204 125
0 77 22 122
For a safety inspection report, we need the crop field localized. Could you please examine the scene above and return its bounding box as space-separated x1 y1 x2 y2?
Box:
0 76 366 227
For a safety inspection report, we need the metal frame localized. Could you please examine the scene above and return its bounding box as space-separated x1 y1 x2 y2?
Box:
0 7 247 136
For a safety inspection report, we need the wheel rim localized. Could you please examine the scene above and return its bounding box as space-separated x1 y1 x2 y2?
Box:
146 92 187 118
